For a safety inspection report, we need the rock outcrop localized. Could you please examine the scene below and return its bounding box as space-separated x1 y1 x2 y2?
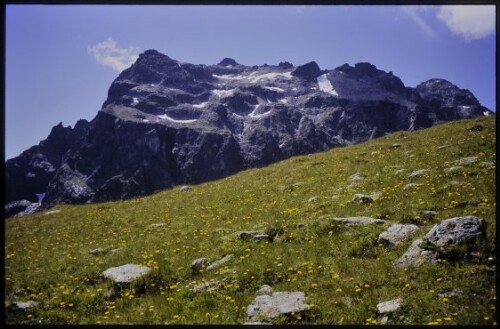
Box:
5 50 492 206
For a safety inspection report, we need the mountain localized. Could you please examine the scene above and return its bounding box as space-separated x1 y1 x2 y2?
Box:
5 49 492 207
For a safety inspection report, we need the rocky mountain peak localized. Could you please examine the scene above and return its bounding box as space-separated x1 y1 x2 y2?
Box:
218 58 239 66
5 49 492 208
291 61 322 81
416 79 480 107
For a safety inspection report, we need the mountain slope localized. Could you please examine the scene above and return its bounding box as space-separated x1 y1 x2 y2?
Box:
4 116 496 325
5 50 492 206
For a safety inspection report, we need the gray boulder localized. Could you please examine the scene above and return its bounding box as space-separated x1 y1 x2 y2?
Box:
12 300 38 311
206 254 234 271
191 258 209 272
193 280 219 293
378 224 419 247
455 156 478 165
257 284 273 295
444 166 463 173
179 185 192 192
393 239 438 267
332 216 385 225
407 169 428 178
423 216 485 248
403 183 418 190
102 264 151 283
246 291 309 322
352 194 374 203
377 298 402 314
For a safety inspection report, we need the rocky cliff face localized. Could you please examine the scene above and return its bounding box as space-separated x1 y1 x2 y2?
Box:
5 49 492 207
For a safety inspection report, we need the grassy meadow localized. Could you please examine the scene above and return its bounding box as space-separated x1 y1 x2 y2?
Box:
4 115 496 324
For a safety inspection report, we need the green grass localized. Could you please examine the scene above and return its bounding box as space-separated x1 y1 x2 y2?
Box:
4 116 496 325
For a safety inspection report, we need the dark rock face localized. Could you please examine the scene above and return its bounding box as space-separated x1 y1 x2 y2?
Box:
5 50 493 206
5 120 89 203
5 200 32 218
291 61 322 81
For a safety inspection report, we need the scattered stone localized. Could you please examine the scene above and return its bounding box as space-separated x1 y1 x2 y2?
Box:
390 144 402 149
479 161 495 167
244 322 272 325
378 224 419 247
468 124 484 131
377 298 402 314
371 191 382 199
455 156 478 165
90 248 104 255
179 185 192 192
206 254 234 271
349 173 364 181
371 151 380 155
45 209 61 215
347 182 359 189
332 217 385 225
5 200 33 218
246 291 309 322
444 166 463 173
422 210 437 217
191 258 209 273
423 216 485 248
352 194 374 203
253 234 273 242
102 264 151 283
109 248 121 253
257 284 273 295
148 223 167 229
404 151 414 158
12 300 38 311
193 280 219 293
394 169 406 175
331 195 340 199
296 223 306 228
16 203 41 217
307 197 318 202
449 180 461 186
407 169 428 178
436 144 453 151
340 297 353 307
238 231 261 240
437 288 463 298
380 316 389 324
403 183 418 190
393 239 438 267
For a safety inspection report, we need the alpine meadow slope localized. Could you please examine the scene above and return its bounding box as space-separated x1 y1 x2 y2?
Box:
5 115 496 325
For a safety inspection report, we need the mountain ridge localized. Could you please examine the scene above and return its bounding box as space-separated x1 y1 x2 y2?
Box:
5 49 492 207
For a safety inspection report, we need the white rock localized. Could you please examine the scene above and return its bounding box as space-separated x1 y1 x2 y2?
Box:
332 217 385 225
378 224 419 247
377 297 402 314
206 254 234 271
407 169 428 178
102 264 151 283
246 291 309 321
257 284 273 295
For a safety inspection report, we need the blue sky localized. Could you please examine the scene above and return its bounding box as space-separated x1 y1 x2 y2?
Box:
5 4 496 160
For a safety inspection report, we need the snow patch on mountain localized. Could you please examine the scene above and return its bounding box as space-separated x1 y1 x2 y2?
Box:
192 101 209 108
157 114 197 123
212 89 236 98
317 74 339 96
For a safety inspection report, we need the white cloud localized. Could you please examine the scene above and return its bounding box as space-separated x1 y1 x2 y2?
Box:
88 38 140 72
437 5 495 41
402 6 437 38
